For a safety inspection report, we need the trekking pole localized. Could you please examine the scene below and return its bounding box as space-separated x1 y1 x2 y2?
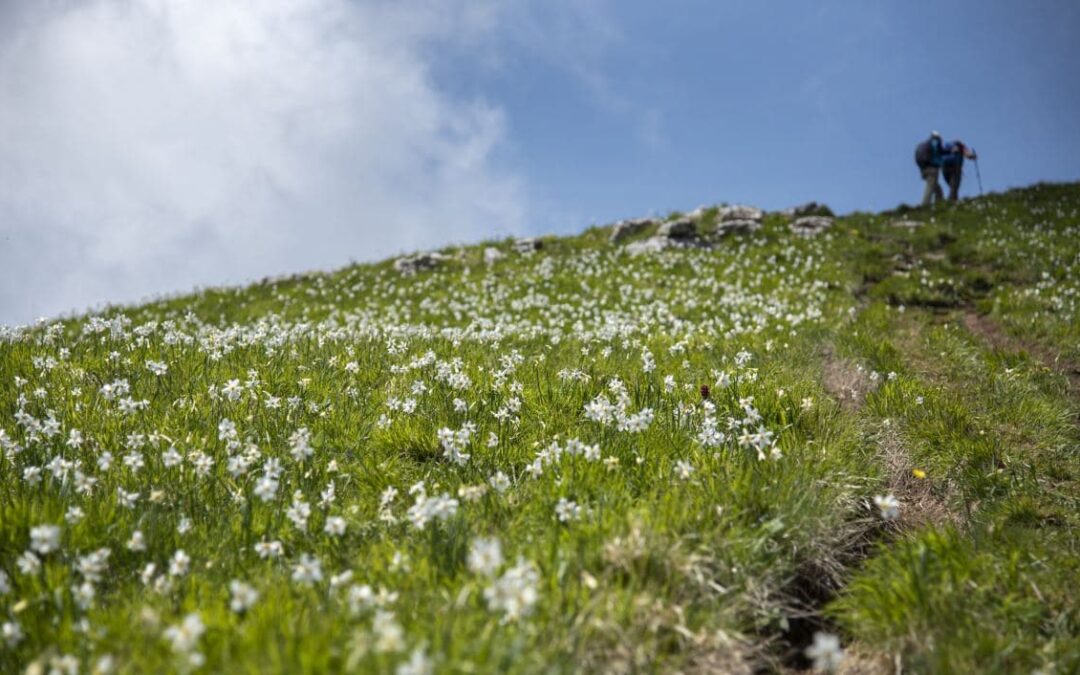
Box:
973 157 984 196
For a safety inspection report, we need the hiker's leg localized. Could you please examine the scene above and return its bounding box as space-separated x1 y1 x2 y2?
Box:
945 169 959 201
922 167 940 207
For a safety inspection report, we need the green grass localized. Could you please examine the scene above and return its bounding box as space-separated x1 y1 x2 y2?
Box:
1 183 1079 673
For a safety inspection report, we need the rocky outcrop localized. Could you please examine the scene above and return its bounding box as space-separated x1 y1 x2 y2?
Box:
789 216 834 237
782 201 834 218
483 247 505 265
610 218 655 243
715 219 761 236
717 205 764 223
394 252 449 274
656 217 697 240
513 238 543 254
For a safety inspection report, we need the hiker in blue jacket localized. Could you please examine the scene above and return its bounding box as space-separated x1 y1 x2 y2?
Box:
914 131 945 207
942 140 977 202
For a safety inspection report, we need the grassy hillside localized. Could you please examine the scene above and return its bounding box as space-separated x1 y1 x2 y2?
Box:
2 183 1078 674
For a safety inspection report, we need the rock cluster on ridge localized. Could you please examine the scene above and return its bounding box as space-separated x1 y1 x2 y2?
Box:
610 218 656 243
781 201 835 218
394 252 450 275
789 215 835 237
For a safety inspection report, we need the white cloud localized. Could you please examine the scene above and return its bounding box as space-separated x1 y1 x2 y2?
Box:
0 0 525 324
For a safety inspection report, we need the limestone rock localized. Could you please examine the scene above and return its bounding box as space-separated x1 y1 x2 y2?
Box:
783 201 834 218
717 205 764 222
483 247 505 265
393 252 449 274
610 218 654 243
513 238 543 254
657 217 696 240
715 219 761 236
789 216 834 237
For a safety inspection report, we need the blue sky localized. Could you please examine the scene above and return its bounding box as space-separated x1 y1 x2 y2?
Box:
1 1 1078 323
459 1 1080 231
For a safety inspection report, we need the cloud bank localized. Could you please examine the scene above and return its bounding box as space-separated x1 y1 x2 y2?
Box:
0 0 525 324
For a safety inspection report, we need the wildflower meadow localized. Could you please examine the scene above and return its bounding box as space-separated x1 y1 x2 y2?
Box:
2 183 1079 673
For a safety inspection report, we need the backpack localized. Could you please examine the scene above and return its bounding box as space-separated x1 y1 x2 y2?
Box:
914 140 932 168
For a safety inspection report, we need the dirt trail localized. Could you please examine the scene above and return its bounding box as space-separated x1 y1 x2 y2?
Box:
962 310 1080 398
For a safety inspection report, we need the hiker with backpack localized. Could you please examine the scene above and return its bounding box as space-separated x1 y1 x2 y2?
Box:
914 131 945 207
941 140 977 202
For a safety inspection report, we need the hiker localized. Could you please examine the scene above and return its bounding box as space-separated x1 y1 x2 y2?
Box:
914 131 945 207
942 140 977 202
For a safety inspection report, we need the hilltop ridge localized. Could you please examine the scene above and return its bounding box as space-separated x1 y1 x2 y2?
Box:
1 182 1078 673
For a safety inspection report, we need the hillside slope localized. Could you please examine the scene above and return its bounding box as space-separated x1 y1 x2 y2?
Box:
2 183 1079 673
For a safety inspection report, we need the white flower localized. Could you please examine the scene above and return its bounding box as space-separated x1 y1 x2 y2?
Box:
2 620 24 647
396 648 432 675
72 580 96 610
467 537 503 577
255 540 284 559
221 379 244 401
127 530 146 552
117 488 140 509
555 498 582 523
347 584 376 614
163 446 183 467
373 609 405 653
371 609 406 652
489 471 511 494
146 360 168 376
406 489 459 530
30 524 61 555
674 460 695 481
169 549 191 576
805 631 845 672
330 570 354 589
16 551 41 575
873 494 901 521
254 475 280 502
437 426 472 465
229 580 259 613
292 553 323 585
76 548 111 583
289 427 313 462
484 558 540 622
287 494 312 531
324 516 347 537
163 612 205 653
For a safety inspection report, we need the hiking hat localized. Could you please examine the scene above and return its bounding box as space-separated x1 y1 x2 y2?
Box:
931 130 942 139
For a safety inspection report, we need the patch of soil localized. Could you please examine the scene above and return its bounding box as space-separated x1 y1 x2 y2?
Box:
962 311 1080 397
876 423 953 529
822 347 877 411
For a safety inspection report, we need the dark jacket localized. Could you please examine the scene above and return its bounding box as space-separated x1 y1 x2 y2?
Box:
915 136 944 170
942 141 974 169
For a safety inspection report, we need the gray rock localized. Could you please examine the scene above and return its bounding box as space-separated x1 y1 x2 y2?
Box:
717 205 764 222
783 201 834 218
715 218 761 236
789 215 834 237
393 252 449 274
657 217 697 240
483 247 505 265
624 236 670 256
513 238 543 254
610 218 654 243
